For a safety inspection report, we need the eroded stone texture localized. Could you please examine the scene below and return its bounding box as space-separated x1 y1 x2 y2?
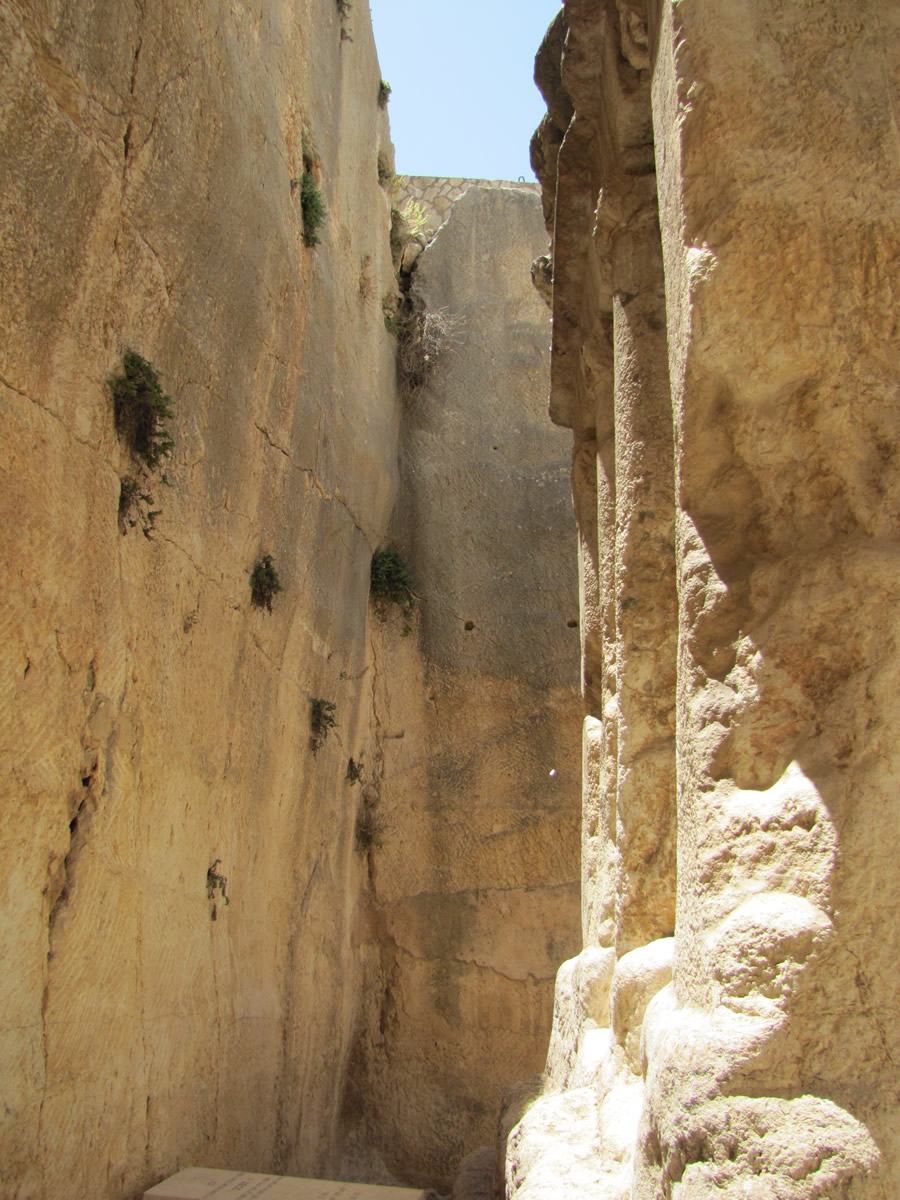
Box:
508 1 900 1198
0 2 399 1197
342 186 582 1191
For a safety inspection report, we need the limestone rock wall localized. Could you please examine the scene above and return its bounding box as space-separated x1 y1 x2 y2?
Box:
508 2 900 1197
343 186 582 1190
0 2 401 1197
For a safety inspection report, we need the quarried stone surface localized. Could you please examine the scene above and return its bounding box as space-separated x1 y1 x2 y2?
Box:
0 1 399 1196
342 185 582 1190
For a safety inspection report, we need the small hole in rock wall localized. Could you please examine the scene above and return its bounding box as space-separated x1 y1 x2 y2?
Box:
566 619 578 628
464 621 475 631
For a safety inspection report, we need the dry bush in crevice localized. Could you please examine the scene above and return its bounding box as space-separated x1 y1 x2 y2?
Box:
355 789 387 852
118 476 161 539
397 307 466 394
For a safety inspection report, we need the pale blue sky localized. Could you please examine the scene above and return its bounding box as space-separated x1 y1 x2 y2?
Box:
367 0 562 181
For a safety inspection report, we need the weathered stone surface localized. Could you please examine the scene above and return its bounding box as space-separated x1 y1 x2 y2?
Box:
450 1147 496 1200
0 1 399 1197
343 186 582 1190
508 1 900 1197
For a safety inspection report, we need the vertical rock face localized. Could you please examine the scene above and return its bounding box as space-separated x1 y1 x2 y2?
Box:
0 2 399 1197
0 9 582 1197
343 186 582 1191
510 1 900 1197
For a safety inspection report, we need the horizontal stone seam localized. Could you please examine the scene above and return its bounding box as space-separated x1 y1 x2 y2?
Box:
381 881 580 905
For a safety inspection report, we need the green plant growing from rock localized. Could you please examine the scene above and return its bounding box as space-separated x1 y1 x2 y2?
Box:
109 350 175 470
400 198 429 239
370 547 415 632
377 80 392 108
295 168 326 246
250 554 282 612
310 697 337 754
346 757 364 785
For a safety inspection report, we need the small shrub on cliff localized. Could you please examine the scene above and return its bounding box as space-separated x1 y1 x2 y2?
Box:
370 547 415 633
355 791 386 852
295 169 326 246
250 554 282 612
108 350 174 470
310 697 337 754
378 80 392 109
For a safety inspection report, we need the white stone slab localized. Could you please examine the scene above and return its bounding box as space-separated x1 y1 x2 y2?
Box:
144 1168 426 1200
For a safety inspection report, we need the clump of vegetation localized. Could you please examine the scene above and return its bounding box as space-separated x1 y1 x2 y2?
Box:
109 350 175 470
370 546 415 632
207 859 230 920
118 475 161 539
295 168 326 246
378 80 392 109
400 198 429 239
250 554 282 612
355 798 386 852
397 307 466 394
310 697 337 754
346 757 364 785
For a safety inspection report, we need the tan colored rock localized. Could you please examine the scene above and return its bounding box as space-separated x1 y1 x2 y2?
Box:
344 186 582 1191
509 0 900 1197
0 1 399 1196
450 1147 496 1200
608 939 672 1073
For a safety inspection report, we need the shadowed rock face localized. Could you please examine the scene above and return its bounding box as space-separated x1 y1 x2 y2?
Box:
509 1 900 1197
342 185 582 1191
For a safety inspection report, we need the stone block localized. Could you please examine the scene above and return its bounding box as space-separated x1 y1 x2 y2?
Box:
145 1167 425 1200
